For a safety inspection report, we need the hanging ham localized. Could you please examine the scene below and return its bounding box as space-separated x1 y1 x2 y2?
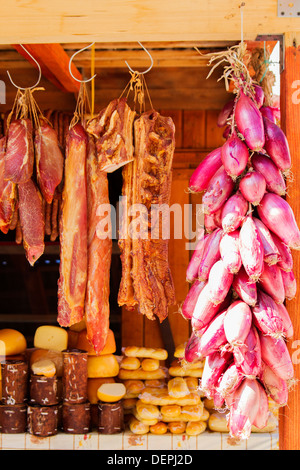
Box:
5 119 34 184
0 136 17 233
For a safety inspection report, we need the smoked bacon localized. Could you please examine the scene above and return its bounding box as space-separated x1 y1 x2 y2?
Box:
118 110 176 321
57 123 88 327
84 137 112 354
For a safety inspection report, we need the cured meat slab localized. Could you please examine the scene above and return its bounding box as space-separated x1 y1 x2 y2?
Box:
57 123 88 327
4 118 34 184
0 136 16 233
85 136 112 354
87 97 135 173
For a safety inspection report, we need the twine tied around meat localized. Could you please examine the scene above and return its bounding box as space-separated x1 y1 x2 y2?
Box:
6 86 46 131
70 81 92 129
120 70 153 114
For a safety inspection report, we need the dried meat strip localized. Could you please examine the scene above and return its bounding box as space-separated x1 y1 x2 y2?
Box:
84 136 112 354
4 119 34 184
0 136 17 233
87 97 135 173
18 178 45 265
34 120 64 204
57 123 88 327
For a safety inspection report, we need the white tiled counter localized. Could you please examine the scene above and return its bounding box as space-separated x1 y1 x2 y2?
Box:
0 430 279 451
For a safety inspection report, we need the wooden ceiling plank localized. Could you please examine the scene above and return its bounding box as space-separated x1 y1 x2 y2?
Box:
12 44 82 93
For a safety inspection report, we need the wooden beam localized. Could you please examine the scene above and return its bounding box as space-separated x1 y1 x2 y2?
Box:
279 32 300 451
0 1 300 44
12 44 82 93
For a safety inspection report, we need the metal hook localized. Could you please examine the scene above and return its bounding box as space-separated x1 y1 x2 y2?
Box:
7 44 42 90
68 42 97 83
125 41 154 75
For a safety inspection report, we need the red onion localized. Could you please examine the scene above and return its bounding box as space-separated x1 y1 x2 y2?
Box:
219 230 242 274
228 378 260 440
221 131 249 180
276 302 294 339
259 333 294 381
239 216 264 282
180 279 207 320
221 191 248 233
232 266 257 307
217 100 234 127
281 269 297 300
234 90 265 151
223 126 230 139
224 300 252 347
197 310 227 358
271 232 293 272
260 363 288 406
257 193 300 250
205 207 222 232
191 283 224 332
239 170 266 206
252 290 285 337
251 153 286 196
252 381 269 429
189 147 223 193
201 350 232 399
253 84 265 109
202 166 234 214
260 106 280 123
259 263 285 304
207 259 234 305
216 363 244 401
234 326 262 378
186 230 208 283
253 217 280 266
198 228 222 281
263 116 292 173
184 331 203 363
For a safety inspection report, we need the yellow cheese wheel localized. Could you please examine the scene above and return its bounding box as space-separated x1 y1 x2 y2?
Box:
87 354 120 378
34 325 68 352
87 377 116 404
97 383 126 403
30 349 63 377
69 319 86 332
0 329 27 356
31 359 56 378
76 329 116 356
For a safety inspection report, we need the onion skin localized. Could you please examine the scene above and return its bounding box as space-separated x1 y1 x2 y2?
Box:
239 216 264 282
224 300 252 346
239 171 266 206
180 279 207 320
253 217 280 266
221 190 248 233
259 262 285 304
228 378 261 440
235 90 265 151
252 290 285 337
251 153 286 197
217 100 234 127
281 269 297 300
257 192 300 250
202 166 235 215
260 362 288 406
275 302 294 339
263 116 292 173
232 266 257 307
201 350 232 399
252 381 269 429
260 106 280 123
219 230 242 274
191 283 225 332
207 259 234 305
216 362 244 401
189 147 223 193
186 231 208 283
253 85 265 109
221 132 249 179
197 310 227 358
234 326 262 378
184 331 203 363
271 232 293 272
198 228 222 281
205 206 222 232
259 332 294 381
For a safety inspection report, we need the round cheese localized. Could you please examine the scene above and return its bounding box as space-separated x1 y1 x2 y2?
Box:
33 325 68 352
87 377 115 404
76 329 116 356
87 354 119 378
29 349 63 377
0 329 27 356
31 359 56 378
96 383 126 403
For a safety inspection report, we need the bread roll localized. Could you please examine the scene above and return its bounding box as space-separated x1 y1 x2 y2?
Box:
135 400 161 420
168 377 190 398
200 408 210 421
161 404 181 419
118 367 167 381
149 421 168 435
144 379 166 388
180 403 204 421
123 379 145 397
168 421 186 434
169 365 203 378
208 412 229 432
123 398 137 410
186 420 207 436
139 388 200 406
123 346 168 361
129 416 149 434
141 358 159 372
132 408 158 426
185 377 199 393
120 356 141 370
174 343 186 359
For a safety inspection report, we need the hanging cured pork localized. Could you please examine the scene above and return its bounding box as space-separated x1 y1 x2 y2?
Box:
0 136 17 234
4 118 34 184
57 122 88 327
